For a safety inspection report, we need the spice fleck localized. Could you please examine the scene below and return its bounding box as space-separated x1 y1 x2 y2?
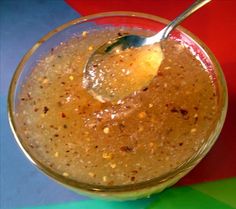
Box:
62 172 69 177
69 75 74 81
138 111 147 119
102 152 112 159
88 172 95 177
191 128 197 133
103 127 110 134
82 31 87 37
88 46 93 51
110 163 116 168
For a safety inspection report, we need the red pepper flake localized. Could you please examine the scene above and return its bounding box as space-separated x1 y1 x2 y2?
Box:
61 112 66 118
142 87 148 91
120 146 133 152
118 123 125 132
171 107 189 118
180 108 188 116
194 113 199 124
194 106 199 111
131 170 138 174
130 176 135 181
43 106 49 114
49 163 54 167
27 93 32 100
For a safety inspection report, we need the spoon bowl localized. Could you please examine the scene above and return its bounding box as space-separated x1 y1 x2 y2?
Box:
83 0 211 102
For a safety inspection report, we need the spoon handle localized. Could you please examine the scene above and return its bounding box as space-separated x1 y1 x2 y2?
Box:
163 0 211 39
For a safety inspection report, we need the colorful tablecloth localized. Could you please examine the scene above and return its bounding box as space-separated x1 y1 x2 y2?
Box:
0 1 235 209
21 178 236 209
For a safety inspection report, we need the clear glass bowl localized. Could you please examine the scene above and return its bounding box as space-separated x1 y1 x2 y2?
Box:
8 12 228 200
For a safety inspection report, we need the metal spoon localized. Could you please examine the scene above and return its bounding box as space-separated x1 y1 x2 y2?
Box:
83 0 211 102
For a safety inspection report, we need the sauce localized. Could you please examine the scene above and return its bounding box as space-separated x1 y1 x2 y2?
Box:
15 27 218 186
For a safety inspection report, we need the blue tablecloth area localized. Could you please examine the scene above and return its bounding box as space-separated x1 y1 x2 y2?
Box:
0 1 88 208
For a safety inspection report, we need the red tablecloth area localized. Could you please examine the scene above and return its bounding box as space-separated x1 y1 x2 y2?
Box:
65 0 236 186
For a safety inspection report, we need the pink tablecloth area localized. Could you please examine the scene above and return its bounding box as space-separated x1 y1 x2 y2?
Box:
66 0 236 185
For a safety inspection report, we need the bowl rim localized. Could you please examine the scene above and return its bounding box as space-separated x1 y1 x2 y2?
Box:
8 11 228 193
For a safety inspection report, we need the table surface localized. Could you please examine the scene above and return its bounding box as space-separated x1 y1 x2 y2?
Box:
0 1 235 209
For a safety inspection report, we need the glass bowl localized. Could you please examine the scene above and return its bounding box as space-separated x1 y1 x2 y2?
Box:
8 11 227 200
